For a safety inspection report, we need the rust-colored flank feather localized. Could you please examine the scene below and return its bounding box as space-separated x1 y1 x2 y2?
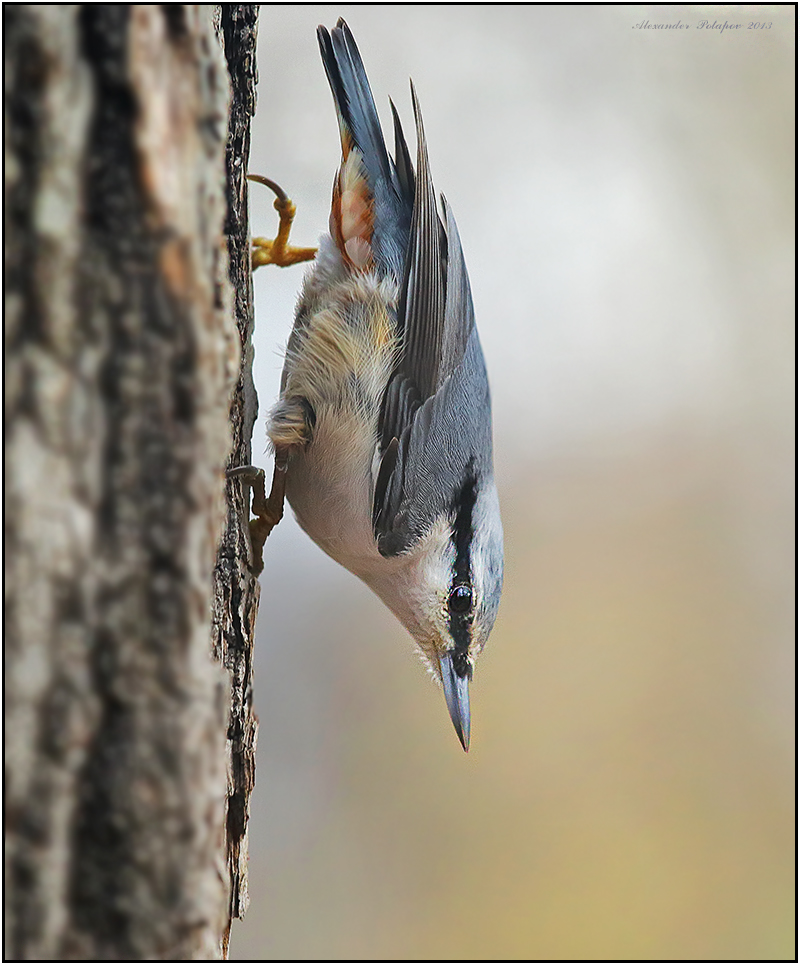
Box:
330 143 375 272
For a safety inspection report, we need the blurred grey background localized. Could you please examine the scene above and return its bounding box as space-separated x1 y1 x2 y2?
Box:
232 5 794 959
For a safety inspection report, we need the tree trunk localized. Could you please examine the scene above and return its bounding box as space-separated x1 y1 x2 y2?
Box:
5 5 261 959
213 4 262 956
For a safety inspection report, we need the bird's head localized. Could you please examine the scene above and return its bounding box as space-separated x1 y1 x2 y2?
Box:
369 475 504 751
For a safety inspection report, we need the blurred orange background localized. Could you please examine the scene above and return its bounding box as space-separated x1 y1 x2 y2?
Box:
232 6 794 959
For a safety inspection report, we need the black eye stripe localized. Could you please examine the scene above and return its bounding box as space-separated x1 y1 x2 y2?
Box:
448 466 477 653
451 465 477 587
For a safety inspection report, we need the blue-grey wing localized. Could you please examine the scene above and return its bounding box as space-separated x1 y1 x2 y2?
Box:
374 325 494 557
374 188 492 556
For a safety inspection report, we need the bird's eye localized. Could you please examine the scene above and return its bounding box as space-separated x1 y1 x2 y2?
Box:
448 584 473 615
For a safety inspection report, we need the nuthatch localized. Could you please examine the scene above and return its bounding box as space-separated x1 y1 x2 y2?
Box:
256 20 503 751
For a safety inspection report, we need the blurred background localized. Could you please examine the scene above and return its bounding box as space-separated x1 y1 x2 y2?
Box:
232 5 794 959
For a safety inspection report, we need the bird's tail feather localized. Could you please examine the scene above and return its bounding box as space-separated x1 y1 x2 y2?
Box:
317 19 413 279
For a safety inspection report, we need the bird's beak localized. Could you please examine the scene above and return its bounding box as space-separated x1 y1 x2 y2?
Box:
440 653 471 752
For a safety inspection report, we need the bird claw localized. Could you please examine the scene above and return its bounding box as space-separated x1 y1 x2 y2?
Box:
226 461 288 574
248 175 317 269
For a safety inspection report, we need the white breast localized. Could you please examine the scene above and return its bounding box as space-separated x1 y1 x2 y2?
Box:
285 402 381 575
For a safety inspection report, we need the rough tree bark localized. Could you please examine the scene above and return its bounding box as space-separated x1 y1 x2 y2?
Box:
212 4 262 956
5 5 261 959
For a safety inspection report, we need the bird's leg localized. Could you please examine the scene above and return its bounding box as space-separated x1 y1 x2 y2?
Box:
233 177 310 568
248 175 317 269
226 455 288 575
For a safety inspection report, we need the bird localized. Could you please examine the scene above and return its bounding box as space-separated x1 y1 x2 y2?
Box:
253 19 503 751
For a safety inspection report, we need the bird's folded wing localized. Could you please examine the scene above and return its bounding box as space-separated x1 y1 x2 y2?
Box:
374 135 491 556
